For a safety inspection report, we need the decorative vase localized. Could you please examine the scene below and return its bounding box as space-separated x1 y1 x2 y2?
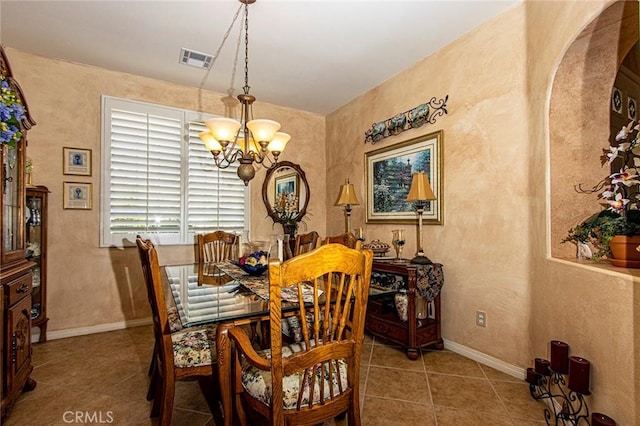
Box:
394 289 408 322
283 223 297 237
608 235 640 268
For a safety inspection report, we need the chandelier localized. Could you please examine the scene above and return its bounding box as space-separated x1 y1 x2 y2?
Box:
198 0 290 186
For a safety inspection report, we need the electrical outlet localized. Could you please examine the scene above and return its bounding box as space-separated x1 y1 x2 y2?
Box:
476 310 487 327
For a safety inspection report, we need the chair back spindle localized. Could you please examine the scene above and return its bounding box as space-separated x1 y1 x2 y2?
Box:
198 230 239 263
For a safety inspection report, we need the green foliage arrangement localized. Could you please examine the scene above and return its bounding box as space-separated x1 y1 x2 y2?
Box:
565 120 640 259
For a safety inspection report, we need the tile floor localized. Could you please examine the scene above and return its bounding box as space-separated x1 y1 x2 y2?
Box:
3 326 547 425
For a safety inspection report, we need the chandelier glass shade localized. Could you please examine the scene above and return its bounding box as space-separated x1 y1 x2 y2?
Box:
198 0 290 186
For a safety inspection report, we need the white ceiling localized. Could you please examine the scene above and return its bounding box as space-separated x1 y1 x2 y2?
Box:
0 0 520 115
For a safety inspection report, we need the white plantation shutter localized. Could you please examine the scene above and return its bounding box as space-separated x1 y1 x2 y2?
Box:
187 120 246 234
101 97 249 247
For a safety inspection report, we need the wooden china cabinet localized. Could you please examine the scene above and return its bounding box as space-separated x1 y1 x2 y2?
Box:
0 45 37 418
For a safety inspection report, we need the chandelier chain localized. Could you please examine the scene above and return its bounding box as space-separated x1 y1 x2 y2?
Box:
227 12 244 97
243 2 250 96
198 3 243 96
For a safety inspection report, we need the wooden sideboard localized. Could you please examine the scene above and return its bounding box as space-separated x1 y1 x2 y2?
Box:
365 259 444 359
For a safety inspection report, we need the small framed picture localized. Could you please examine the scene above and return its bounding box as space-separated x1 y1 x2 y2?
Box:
63 147 92 176
612 87 623 114
63 182 92 209
628 97 637 120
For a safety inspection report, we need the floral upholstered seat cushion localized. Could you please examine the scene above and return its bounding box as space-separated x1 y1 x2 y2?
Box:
241 342 348 410
171 326 216 368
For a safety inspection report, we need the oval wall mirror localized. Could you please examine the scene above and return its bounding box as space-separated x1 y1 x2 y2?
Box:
262 161 310 224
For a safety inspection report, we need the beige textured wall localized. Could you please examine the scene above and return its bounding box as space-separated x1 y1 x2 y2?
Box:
328 3 531 364
531 1 638 423
326 0 636 423
6 48 326 331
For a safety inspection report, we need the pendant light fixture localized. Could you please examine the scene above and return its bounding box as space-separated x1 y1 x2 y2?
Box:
198 0 290 186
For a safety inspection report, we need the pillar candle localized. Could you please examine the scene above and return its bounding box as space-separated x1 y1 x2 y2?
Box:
534 358 551 376
277 239 283 261
550 340 569 373
568 356 590 395
591 413 616 426
525 367 540 385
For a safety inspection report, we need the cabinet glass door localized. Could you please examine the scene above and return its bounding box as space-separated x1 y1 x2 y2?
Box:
25 192 42 320
2 144 24 258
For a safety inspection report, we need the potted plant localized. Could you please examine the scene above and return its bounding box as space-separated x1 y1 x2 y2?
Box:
565 120 640 266
273 192 302 236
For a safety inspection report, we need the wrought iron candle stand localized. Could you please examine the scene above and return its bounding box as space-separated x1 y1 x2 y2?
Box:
528 367 590 425
527 341 616 426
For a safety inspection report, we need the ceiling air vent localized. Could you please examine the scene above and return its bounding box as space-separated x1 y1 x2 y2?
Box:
179 48 213 69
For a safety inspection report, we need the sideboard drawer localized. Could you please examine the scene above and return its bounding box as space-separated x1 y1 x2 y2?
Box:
6 274 32 306
366 315 408 341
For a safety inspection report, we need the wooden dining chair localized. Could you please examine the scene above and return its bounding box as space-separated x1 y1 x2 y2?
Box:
198 230 240 263
321 232 362 250
293 231 319 256
283 231 359 343
136 236 218 426
226 243 373 425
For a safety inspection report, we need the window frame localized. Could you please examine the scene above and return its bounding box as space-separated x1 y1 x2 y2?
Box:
100 95 251 247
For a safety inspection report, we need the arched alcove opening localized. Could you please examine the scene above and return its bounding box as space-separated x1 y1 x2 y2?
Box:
550 0 639 259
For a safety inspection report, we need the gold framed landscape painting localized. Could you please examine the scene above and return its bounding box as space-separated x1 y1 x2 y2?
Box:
365 130 443 225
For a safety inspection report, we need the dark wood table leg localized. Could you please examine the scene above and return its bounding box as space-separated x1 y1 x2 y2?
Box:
260 320 270 349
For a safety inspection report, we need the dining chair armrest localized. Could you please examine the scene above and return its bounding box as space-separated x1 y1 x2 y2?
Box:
227 326 271 371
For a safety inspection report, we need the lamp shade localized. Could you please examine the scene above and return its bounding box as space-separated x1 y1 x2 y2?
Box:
267 132 291 153
335 182 360 206
406 172 436 201
247 119 281 142
199 131 223 152
204 117 242 142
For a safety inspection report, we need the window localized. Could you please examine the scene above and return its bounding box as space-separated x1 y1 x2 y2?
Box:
100 96 249 247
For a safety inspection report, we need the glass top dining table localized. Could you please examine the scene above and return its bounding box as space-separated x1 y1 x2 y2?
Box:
161 259 393 426
161 261 267 328
160 260 342 329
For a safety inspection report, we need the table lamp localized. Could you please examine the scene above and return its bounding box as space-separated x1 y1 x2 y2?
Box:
335 180 360 233
406 172 436 264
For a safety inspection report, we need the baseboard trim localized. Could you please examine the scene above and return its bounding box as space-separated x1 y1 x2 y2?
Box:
443 338 525 380
38 318 152 341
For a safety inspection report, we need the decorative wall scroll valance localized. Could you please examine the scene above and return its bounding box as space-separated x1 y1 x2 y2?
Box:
364 96 448 144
